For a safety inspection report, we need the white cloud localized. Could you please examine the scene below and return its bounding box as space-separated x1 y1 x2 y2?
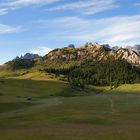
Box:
0 24 22 34
0 0 118 16
0 0 59 15
0 8 8 16
38 15 140 46
38 16 88 28
6 0 59 7
31 47 52 56
48 0 119 15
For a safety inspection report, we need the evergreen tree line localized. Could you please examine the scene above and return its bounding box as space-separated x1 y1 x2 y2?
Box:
44 65 78 76
7 56 140 88
7 58 35 70
68 59 140 88
45 58 140 88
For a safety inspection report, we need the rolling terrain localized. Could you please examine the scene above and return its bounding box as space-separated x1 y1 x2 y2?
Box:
0 79 140 140
0 0 140 139
0 43 140 88
0 43 140 139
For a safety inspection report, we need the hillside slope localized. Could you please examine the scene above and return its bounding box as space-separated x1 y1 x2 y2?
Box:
0 79 140 140
0 43 140 86
41 43 140 68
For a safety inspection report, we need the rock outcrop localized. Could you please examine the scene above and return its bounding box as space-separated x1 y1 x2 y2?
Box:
21 53 40 60
45 43 140 67
126 45 140 55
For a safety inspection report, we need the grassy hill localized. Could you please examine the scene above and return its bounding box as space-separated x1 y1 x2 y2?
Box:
106 83 140 94
0 79 140 140
1 43 140 90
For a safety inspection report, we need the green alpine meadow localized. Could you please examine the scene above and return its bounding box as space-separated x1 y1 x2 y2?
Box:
0 79 140 140
0 43 140 140
1 0 140 140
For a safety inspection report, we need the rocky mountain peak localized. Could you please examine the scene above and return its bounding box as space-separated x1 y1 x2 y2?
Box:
17 53 40 60
85 43 102 51
126 45 140 55
45 43 140 67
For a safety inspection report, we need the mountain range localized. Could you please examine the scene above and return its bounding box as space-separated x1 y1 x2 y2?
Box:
16 53 40 60
42 43 140 68
2 43 140 69
0 42 140 87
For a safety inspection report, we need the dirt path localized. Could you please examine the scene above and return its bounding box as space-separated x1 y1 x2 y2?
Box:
108 97 116 113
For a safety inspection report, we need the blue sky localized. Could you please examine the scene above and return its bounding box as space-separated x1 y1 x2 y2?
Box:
0 0 140 64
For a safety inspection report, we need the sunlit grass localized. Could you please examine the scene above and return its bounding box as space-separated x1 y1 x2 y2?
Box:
0 79 140 140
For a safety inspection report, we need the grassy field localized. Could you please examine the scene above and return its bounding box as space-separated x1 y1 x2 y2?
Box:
0 79 140 140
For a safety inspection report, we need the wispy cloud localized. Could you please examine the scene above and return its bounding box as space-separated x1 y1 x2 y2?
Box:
0 8 8 16
5 0 59 7
38 15 140 46
134 2 140 6
31 46 52 56
0 24 22 34
48 0 119 15
0 0 59 15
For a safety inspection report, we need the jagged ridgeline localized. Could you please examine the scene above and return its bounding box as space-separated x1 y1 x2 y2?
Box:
5 53 41 70
2 43 140 86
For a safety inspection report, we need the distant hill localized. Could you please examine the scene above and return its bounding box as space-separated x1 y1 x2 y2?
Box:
38 43 140 87
2 43 140 70
3 53 41 70
42 43 140 68
19 53 40 60
1 43 140 87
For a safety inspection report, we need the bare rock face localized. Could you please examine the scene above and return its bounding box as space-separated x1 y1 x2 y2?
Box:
45 43 140 67
128 51 140 66
116 48 130 58
46 43 107 62
15 53 40 60
126 45 140 55
114 48 140 66
133 45 140 54
85 43 102 52
47 48 78 61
